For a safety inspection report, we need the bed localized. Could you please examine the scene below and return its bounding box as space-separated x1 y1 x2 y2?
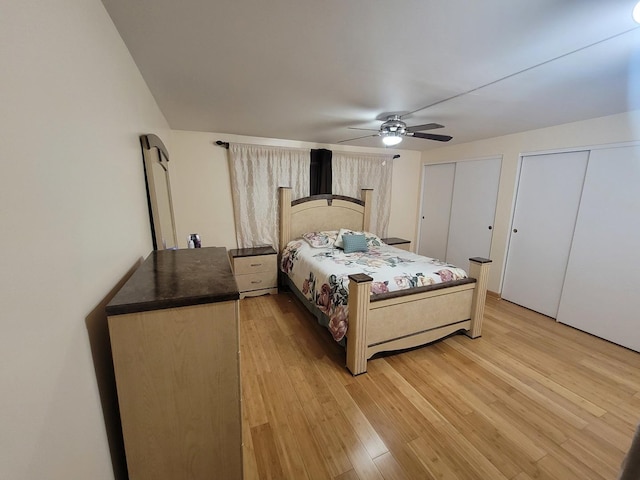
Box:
279 187 491 375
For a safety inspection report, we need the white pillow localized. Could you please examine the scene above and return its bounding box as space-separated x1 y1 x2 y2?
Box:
301 230 338 248
363 232 384 247
334 228 359 249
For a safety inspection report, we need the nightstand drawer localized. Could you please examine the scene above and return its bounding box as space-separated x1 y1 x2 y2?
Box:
235 271 277 292
233 254 276 275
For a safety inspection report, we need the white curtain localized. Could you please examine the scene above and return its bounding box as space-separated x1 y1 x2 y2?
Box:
229 143 310 249
332 152 394 236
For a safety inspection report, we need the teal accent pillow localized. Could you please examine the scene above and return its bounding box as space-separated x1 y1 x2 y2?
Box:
342 234 368 253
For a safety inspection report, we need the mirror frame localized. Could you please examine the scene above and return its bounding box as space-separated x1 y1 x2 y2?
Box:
140 134 178 250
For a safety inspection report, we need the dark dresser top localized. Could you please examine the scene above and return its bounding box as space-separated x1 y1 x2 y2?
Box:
106 247 239 316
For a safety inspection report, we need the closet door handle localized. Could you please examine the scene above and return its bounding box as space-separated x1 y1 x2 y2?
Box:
513 228 518 233
488 226 493 230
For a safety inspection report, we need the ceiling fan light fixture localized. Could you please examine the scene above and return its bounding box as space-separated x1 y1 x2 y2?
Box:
634 1 640 23
381 132 403 146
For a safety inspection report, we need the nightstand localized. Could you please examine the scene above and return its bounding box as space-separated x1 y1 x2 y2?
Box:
229 246 278 298
382 237 411 251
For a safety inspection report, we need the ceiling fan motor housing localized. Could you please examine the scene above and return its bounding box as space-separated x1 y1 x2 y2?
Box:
380 115 407 136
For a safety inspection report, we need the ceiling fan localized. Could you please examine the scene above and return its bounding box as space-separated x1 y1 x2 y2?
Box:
339 114 453 146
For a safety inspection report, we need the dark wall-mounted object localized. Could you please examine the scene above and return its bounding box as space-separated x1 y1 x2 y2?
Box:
140 134 178 250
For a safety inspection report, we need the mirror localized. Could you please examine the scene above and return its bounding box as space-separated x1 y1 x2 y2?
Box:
140 134 178 250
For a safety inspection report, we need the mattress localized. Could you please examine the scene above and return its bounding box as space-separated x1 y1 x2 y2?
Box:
280 237 467 342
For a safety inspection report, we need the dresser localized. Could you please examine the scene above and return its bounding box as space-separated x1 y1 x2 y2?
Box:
229 246 278 298
106 247 242 480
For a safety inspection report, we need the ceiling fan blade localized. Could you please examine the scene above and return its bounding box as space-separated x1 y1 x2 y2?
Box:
406 123 445 133
410 132 453 142
348 127 380 132
337 133 378 144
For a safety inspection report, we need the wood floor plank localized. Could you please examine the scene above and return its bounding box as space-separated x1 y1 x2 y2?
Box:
586 413 637 452
240 294 640 480
240 351 269 427
513 473 536 480
560 437 620 480
333 469 360 480
257 370 310 480
564 424 628 469
241 302 273 375
386 352 476 420
241 399 261 480
371 452 408 480
407 434 465 480
446 337 593 429
534 453 587 480
578 357 640 392
377 357 535 478
455 411 538 479
325 413 384 480
300 395 354 477
314 355 389 460
345 380 432 479
281 382 333 479
465 334 606 419
607 396 640 428
251 423 285 480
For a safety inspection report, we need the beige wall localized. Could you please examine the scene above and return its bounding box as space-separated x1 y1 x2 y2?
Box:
421 110 640 293
0 1 169 479
169 130 423 250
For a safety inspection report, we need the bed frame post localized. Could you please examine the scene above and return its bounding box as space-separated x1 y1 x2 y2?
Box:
347 273 372 375
466 257 492 338
279 187 292 250
361 189 372 232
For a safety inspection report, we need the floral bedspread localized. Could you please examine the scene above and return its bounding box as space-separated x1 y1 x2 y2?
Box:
280 240 467 342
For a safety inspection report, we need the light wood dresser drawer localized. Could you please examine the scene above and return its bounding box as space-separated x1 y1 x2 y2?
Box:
233 253 276 275
229 246 278 298
235 270 277 293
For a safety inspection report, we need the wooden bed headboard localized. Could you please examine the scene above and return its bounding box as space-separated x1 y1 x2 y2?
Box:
279 187 372 250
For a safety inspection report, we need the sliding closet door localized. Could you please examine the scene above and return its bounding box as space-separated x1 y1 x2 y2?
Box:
446 158 501 270
418 159 500 268
557 145 640 352
502 151 589 318
418 163 455 259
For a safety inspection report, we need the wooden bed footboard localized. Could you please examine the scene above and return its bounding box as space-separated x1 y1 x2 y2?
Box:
346 257 492 375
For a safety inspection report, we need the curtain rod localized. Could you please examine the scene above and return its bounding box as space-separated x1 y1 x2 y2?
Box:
215 140 400 159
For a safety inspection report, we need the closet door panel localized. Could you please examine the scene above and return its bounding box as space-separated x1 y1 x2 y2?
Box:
557 146 640 352
502 151 589 318
418 163 455 259
446 158 501 271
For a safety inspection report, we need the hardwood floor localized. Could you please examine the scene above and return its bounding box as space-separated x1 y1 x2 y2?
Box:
239 293 640 479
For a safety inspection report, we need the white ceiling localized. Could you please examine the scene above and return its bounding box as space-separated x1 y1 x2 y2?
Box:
101 0 640 150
